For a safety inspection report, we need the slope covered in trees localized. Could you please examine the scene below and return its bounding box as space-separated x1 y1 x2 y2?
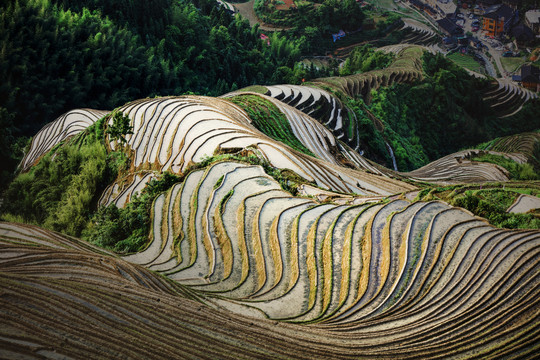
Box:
0 0 306 188
260 46 540 172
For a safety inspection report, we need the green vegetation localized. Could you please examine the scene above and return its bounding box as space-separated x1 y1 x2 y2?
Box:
365 0 397 11
0 118 116 236
447 52 484 74
340 96 397 166
340 44 395 76
415 185 540 229
219 189 234 216
0 0 304 188
500 56 527 73
475 132 540 172
470 153 539 180
254 1 403 56
364 53 540 171
2 126 315 254
229 94 315 156
255 0 364 31
106 111 134 144
82 171 181 253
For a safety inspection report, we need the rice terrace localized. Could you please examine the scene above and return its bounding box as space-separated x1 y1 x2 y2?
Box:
1 0 540 359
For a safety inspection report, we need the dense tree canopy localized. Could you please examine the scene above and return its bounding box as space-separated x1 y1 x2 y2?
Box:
0 0 304 188
366 53 540 171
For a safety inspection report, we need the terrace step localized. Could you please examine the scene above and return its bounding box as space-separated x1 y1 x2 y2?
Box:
350 201 427 319
99 172 156 208
394 231 540 339
122 193 167 265
335 201 450 324
330 200 410 322
247 198 316 300
20 108 108 171
324 204 384 322
191 182 286 292
251 204 336 319
293 204 372 322
169 161 251 283
246 192 310 296
148 183 184 271
163 169 205 277
192 172 284 294
380 212 487 316
285 205 351 322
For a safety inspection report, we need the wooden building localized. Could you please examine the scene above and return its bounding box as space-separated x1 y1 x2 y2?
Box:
521 65 540 91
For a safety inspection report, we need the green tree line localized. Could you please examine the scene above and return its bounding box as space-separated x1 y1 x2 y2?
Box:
366 53 540 171
0 0 304 189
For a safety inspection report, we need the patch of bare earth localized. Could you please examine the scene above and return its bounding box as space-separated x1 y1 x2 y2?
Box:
232 0 292 31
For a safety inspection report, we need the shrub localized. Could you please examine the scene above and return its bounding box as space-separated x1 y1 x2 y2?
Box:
1 126 112 236
82 171 181 253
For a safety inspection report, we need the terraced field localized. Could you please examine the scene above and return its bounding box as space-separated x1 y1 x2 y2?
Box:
2 162 539 357
20 108 109 171
399 18 440 48
247 46 425 153
311 46 424 101
403 149 521 185
482 79 539 118
479 132 540 162
4 46 540 356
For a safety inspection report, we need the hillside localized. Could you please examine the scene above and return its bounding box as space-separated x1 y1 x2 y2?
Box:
1 0 540 358
2 72 540 358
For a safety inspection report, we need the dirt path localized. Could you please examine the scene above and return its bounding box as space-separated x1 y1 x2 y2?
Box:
232 0 292 31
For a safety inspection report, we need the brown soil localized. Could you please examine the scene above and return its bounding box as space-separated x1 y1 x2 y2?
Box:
232 0 292 31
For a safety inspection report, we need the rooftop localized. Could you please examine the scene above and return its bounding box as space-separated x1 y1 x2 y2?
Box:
437 16 464 35
525 10 540 25
434 0 457 15
484 4 514 20
521 64 540 83
512 23 534 42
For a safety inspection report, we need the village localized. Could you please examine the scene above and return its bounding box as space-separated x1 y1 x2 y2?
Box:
217 0 540 91
407 0 540 90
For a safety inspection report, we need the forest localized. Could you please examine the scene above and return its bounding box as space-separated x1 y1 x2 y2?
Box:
0 0 409 190
255 0 365 31
0 0 312 189
366 52 540 171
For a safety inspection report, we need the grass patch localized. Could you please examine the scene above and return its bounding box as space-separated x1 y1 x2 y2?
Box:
228 94 315 157
82 171 181 253
0 117 118 236
500 56 527 73
470 153 539 180
415 184 540 229
447 52 483 73
505 187 540 196
238 85 268 94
